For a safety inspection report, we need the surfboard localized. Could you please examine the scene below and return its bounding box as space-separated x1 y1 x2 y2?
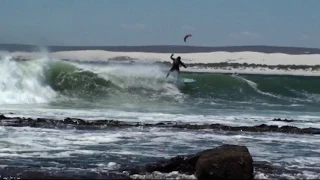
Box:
166 78 196 85
183 78 196 84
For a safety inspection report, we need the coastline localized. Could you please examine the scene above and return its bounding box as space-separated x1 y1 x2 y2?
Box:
1 44 320 54
2 48 320 76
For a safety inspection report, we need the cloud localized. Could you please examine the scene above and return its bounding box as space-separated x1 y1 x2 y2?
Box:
182 25 195 31
228 31 260 39
120 23 146 30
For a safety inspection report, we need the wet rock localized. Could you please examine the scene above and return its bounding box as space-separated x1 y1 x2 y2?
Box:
195 145 253 180
144 155 196 175
0 114 319 135
272 118 295 123
0 114 7 119
36 118 48 123
125 144 253 180
173 123 319 134
0 167 132 180
63 117 75 124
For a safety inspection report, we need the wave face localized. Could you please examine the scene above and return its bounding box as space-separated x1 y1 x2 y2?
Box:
183 73 320 103
1 56 320 114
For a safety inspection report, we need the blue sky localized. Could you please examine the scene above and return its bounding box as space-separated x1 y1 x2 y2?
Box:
0 0 319 47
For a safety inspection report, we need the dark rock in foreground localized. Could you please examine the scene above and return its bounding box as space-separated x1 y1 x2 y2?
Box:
124 146 299 179
196 145 253 180
0 115 319 135
124 144 253 180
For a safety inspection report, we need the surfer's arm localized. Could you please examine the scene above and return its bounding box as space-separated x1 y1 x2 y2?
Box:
170 54 175 61
181 62 187 68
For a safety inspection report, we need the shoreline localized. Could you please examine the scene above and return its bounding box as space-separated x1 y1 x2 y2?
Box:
0 45 320 76
2 46 320 76
1 44 320 54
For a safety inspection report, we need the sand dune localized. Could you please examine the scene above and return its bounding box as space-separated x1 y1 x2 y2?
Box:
2 49 320 76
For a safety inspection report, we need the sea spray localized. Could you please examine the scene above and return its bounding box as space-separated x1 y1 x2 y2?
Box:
72 62 185 101
0 55 56 104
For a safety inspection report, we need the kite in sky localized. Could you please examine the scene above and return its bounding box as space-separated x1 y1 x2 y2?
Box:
184 34 192 43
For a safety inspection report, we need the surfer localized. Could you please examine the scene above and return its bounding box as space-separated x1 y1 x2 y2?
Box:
166 54 187 78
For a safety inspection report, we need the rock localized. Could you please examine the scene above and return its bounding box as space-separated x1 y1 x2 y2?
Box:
272 118 295 123
0 114 318 135
195 145 253 180
144 155 196 175
124 144 254 180
0 114 7 119
0 167 132 180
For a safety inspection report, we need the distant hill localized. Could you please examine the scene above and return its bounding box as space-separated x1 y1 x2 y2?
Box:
1 43 320 54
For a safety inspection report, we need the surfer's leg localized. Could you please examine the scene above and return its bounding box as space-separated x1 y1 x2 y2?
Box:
176 67 180 79
166 71 170 78
166 68 174 78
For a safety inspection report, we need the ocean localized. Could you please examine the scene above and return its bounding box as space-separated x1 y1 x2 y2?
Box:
0 52 319 179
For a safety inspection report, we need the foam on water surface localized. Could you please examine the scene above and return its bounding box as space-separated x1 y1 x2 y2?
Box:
0 126 319 179
1 52 320 179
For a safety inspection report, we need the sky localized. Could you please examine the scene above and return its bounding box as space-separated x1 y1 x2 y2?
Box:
0 0 320 48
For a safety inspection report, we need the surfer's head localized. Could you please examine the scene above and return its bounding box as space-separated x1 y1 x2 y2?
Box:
177 56 181 60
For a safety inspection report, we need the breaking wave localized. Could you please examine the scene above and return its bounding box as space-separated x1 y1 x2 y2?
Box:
0 56 184 107
1 55 320 111
0 55 56 105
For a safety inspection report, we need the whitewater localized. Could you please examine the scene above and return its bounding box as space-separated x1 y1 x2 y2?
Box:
0 49 320 179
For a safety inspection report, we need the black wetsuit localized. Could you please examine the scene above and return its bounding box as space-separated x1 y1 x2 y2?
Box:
170 56 186 71
166 55 186 78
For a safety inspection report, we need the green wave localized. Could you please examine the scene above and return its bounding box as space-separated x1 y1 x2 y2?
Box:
45 61 117 100
182 72 320 104
39 60 320 105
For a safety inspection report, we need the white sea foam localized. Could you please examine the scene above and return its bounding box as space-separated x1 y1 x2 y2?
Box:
0 125 319 178
130 171 196 180
255 171 320 180
0 55 56 105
